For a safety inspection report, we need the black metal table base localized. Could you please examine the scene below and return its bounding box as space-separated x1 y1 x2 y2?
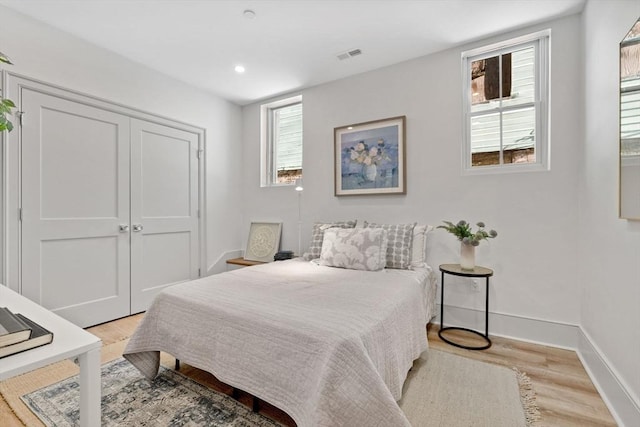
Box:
438 326 492 350
439 264 494 351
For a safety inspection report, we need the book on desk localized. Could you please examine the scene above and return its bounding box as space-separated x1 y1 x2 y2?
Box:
0 307 54 359
0 307 32 346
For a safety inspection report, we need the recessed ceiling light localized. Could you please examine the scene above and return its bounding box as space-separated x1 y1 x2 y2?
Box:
243 9 256 19
347 126 353 130
234 65 245 74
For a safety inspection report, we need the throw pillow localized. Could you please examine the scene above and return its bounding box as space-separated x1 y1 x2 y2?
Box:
410 224 434 268
318 228 388 271
303 220 357 260
366 222 416 269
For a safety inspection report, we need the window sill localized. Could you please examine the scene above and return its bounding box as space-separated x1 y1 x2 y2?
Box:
462 162 549 176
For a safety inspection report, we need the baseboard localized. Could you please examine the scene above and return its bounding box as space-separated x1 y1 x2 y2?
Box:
577 328 640 427
206 249 242 276
435 304 580 350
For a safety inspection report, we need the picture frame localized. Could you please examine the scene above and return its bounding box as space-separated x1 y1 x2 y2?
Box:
334 116 406 196
244 222 282 262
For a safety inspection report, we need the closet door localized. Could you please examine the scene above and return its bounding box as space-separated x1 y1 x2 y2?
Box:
129 119 200 313
21 89 131 327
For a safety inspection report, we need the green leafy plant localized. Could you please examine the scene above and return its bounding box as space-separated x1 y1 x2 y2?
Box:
0 51 16 133
438 220 498 246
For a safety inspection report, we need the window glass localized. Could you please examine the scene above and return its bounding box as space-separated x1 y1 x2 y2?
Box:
273 103 303 184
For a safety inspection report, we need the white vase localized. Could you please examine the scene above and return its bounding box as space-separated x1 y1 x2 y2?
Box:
460 242 475 270
363 163 377 181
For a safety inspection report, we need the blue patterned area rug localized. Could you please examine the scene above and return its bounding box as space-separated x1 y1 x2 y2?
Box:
21 358 282 427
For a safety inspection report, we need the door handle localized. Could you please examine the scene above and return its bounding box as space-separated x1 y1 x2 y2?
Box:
132 224 144 232
119 224 129 233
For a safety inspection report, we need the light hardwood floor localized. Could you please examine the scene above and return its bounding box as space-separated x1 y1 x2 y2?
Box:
0 315 617 426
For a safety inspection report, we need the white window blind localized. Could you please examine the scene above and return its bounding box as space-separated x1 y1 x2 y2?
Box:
274 103 303 172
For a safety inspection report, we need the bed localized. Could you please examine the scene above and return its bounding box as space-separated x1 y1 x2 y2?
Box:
124 226 437 427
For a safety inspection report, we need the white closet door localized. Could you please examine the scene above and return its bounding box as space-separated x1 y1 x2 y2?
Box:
21 89 131 327
130 119 200 313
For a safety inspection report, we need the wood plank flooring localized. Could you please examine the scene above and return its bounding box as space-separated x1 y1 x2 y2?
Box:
0 315 617 426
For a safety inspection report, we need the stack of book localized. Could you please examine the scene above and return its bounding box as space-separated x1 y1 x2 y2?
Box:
0 307 54 358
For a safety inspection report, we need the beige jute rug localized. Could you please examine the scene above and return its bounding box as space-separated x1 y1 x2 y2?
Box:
399 350 540 426
1 341 539 427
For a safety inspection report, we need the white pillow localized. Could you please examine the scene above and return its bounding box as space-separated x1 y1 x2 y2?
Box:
319 228 388 271
410 224 433 268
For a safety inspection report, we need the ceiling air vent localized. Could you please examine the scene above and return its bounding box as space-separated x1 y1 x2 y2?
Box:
336 48 363 61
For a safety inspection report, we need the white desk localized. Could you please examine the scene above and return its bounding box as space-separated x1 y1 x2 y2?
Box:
0 285 101 426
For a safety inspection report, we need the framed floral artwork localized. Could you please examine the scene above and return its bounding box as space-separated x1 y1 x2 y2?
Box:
334 116 406 196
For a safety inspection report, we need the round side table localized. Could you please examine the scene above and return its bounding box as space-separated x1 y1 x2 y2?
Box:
438 263 494 350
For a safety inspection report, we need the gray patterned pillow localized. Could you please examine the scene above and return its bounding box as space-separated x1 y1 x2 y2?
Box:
319 228 388 271
303 220 356 260
366 223 416 269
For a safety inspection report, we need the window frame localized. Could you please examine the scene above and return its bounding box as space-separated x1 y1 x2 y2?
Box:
260 95 303 187
461 30 550 175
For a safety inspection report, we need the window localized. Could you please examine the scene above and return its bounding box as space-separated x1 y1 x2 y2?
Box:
462 30 549 173
261 95 303 186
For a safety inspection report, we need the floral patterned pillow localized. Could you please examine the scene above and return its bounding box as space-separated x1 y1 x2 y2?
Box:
318 228 388 271
303 220 357 260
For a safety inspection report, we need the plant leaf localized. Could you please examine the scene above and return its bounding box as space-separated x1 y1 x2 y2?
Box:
0 51 13 65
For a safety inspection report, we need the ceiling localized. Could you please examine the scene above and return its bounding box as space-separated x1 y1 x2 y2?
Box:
0 0 585 105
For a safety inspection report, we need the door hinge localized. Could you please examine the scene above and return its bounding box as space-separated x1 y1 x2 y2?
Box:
18 208 22 222
198 268 201 277
197 209 200 218
18 111 24 126
196 149 204 159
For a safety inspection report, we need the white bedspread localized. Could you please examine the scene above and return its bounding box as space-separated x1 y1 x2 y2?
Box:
124 259 436 427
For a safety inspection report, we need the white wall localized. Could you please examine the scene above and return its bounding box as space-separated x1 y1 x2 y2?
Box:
242 15 583 329
580 0 640 423
0 5 244 274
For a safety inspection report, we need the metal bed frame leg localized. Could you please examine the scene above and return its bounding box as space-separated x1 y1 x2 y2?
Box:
174 359 180 370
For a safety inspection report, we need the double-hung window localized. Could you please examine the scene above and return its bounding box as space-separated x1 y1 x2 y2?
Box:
261 95 303 186
462 30 550 173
